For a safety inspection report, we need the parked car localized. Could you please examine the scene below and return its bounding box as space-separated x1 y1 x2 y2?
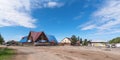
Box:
111 44 116 48
106 44 116 48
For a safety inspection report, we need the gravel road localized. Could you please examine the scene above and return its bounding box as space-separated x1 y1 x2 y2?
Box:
6 46 120 60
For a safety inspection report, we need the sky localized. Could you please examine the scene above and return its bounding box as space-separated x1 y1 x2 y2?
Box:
0 0 120 42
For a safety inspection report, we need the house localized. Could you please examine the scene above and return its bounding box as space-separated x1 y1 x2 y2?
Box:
6 40 19 46
19 31 58 46
27 31 49 43
61 37 72 45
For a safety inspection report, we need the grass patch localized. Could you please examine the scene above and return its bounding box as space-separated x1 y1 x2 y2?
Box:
0 47 16 60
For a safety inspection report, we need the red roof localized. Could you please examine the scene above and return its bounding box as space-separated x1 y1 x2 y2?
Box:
28 31 48 42
31 32 42 41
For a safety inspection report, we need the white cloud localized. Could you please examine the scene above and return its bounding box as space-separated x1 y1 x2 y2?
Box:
81 25 96 30
74 15 82 20
32 0 64 8
80 0 120 34
74 12 84 20
47 1 63 8
0 0 64 28
0 0 36 28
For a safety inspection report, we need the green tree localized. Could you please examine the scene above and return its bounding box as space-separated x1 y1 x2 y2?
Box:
77 36 81 43
83 39 88 46
77 36 80 41
80 38 82 44
109 37 120 44
0 34 4 44
71 35 77 45
88 40 92 44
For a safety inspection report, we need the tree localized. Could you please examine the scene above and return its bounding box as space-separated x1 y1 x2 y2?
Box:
83 39 88 46
77 36 80 41
109 37 120 44
0 34 4 44
80 38 83 44
71 35 77 45
76 36 81 46
88 40 92 44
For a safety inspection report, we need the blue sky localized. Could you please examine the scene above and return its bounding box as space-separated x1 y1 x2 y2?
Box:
0 0 120 42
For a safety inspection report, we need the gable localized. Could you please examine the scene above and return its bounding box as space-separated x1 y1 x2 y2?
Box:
28 31 48 42
35 32 48 42
61 38 71 43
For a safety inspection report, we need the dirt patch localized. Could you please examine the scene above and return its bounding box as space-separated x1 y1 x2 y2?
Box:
38 47 120 60
14 51 27 60
6 46 120 60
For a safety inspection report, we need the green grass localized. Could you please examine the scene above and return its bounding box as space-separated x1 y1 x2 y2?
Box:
0 48 16 60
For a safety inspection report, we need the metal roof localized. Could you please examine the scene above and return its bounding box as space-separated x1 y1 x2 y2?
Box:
47 35 58 43
19 36 28 43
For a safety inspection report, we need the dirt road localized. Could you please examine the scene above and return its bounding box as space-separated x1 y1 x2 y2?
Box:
8 46 120 60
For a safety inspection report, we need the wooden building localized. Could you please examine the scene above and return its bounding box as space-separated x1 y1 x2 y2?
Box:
19 31 58 46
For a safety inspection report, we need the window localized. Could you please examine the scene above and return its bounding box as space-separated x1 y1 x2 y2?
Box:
28 40 31 42
41 40 46 42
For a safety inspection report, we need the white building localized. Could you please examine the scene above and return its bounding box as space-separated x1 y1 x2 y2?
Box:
61 37 72 45
91 42 106 47
115 43 120 47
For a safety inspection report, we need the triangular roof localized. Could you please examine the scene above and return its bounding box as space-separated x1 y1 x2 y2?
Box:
61 37 72 43
27 31 48 42
62 37 72 41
